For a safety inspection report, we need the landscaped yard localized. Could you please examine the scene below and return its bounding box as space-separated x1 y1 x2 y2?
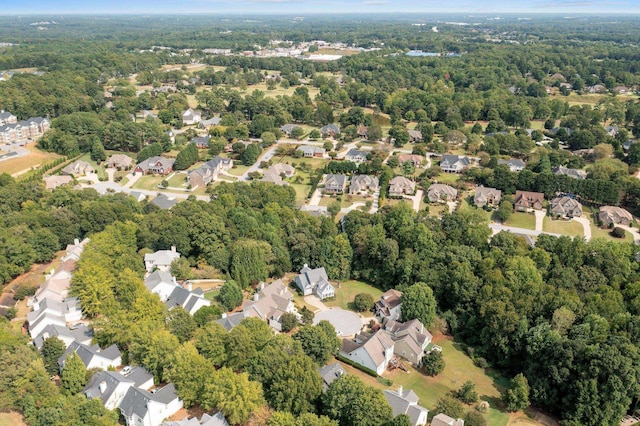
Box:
590 223 634 242
131 174 164 191
504 212 536 230
543 217 584 237
291 183 311 205
427 204 448 217
433 172 462 185
226 165 250 177
324 280 383 312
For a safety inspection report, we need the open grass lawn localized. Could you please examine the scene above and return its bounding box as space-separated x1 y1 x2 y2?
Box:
324 280 383 311
204 289 220 302
427 203 448 217
226 165 250 177
238 82 320 100
504 212 536 230
291 183 311 205
282 155 327 170
338 336 512 426
433 172 462 185
167 173 188 188
0 412 27 426
2 144 62 177
590 223 634 242
131 174 164 191
543 217 584 237
77 153 108 180
385 198 413 209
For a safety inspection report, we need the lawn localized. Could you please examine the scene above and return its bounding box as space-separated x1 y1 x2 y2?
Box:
427 204 448 217
0 412 27 426
543 217 584 237
131 174 164 191
324 280 383 312
2 144 62 177
590 223 634 242
291 183 311 205
337 336 511 426
77 153 108 181
504 212 536 230
318 194 370 208
226 165 250 177
433 172 462 185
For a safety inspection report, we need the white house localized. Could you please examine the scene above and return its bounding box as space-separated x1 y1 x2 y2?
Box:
59 341 122 371
145 247 180 273
119 384 184 426
383 387 429 426
165 285 211 316
431 413 465 426
145 271 179 302
241 280 297 332
294 264 335 300
339 329 395 375
162 412 229 426
33 324 93 350
182 108 202 125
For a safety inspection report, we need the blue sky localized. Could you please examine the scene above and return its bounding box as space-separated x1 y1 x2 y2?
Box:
2 0 639 14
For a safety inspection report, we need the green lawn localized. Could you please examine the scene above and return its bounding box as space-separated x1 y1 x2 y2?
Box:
504 212 536 230
204 289 220 301
167 173 188 188
78 153 108 181
543 217 584 237
131 174 164 191
433 172 462 185
427 204 449 217
590 223 634 242
226 165 250 177
291 183 311 205
324 280 383 312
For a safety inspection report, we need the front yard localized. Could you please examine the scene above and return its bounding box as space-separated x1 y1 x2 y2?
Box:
504 212 536 230
542 217 584 237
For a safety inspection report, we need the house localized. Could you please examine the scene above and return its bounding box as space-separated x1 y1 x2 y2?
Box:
321 124 340 138
382 318 432 366
280 124 301 136
613 86 630 95
297 145 326 158
0 110 17 126
398 154 425 168
339 329 395 375
389 176 416 197
514 190 544 211
323 174 349 194
84 367 154 410
216 312 248 332
552 165 587 180
349 175 379 195
588 84 607 94
408 130 423 142
345 149 369 163
199 117 222 130
188 156 233 188
43 175 73 190
383 387 429 426
598 206 633 227
497 158 526 172
604 126 619 137
440 155 471 173
374 289 403 321
357 125 369 138
61 161 95 177
548 127 572 138
145 271 179 301
0 116 50 143
427 184 457 203
145 247 180 273
135 156 175 175
106 154 133 170
549 196 583 218
182 108 202 125
59 341 122 371
431 413 465 426
261 163 295 185
319 362 347 391
162 412 229 426
295 264 335 300
130 191 147 202
192 135 211 149
151 194 178 210
474 187 502 208
33 323 93 350
241 280 297 331
28 294 83 339
118 383 183 426
165 285 211 316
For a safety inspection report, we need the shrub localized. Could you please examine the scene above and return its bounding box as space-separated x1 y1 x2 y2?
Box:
611 227 625 238
353 293 375 312
13 285 36 301
420 350 445 376
280 312 298 332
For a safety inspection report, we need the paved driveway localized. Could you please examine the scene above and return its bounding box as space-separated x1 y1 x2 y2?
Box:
314 309 364 337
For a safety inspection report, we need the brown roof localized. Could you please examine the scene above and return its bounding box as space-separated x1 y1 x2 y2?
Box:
514 190 544 207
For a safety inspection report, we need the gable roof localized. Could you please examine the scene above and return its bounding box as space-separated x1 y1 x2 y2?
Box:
497 158 526 169
550 196 582 215
84 370 134 405
60 341 121 369
514 190 544 207
136 156 175 173
341 329 395 369
118 383 180 420
151 194 178 210
440 155 471 169
552 165 587 180
474 186 502 205
427 184 457 201
33 323 93 350
346 149 369 160
145 249 180 269
324 174 349 188
319 362 347 390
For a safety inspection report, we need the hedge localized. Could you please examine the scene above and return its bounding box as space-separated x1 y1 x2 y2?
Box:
335 354 379 378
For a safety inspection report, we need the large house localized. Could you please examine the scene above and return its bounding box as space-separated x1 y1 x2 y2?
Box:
261 163 295 186
84 367 154 410
242 280 297 331
119 384 183 426
431 414 465 426
182 108 202 125
549 196 583 218
374 289 403 321
474 187 502 208
340 329 395 375
408 130 423 142
192 135 211 149
389 176 416 197
427 184 457 203
280 124 302 137
188 156 233 188
321 124 340 138
59 341 122 371
61 161 94 177
105 154 133 170
383 387 429 426
514 191 544 211
345 149 369 163
33 323 93 350
28 297 83 338
349 175 379 195
599 206 633 227
145 247 180 273
440 155 471 173
295 264 335 300
135 156 175 175
382 318 432 366
297 145 326 158
43 175 73 190
398 154 425 168
497 158 526 172
0 116 50 143
0 110 17 126
162 412 229 426
145 271 210 315
323 174 349 194
151 194 178 210
552 165 587 180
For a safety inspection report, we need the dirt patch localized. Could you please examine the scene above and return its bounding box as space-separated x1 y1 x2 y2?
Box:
0 411 28 426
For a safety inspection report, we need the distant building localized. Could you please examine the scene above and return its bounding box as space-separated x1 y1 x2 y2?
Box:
552 165 587 180
135 156 174 175
145 247 180 273
497 158 525 172
61 161 94 177
439 155 471 173
297 145 325 158
427 184 457 203
181 108 202 125
388 176 415 197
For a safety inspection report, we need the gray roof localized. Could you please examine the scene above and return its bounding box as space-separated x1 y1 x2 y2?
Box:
136 156 175 173
151 194 178 210
319 362 346 390
295 265 329 291
202 117 221 126
192 135 211 147
33 324 93 350
84 370 134 404
125 366 155 388
297 145 325 155
59 341 121 369
216 312 247 331
552 165 587 180
145 270 175 291
118 383 180 419
497 158 526 168
383 388 428 426
165 286 191 309
321 124 340 134
345 149 369 159
162 412 229 426
440 155 471 169
324 174 349 189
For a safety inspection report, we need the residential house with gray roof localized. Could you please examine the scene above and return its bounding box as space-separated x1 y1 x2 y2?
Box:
323 174 349 194
295 264 335 300
319 362 347 391
599 206 633 227
62 161 94 177
151 194 178 210
145 247 180 273
382 318 432 367
549 196 583 218
135 156 175 175
427 184 457 203
474 187 502 208
162 412 229 426
431 413 465 426
188 156 233 188
349 174 379 195
383 387 429 426
84 371 136 410
388 176 415 197
241 279 297 331
497 158 525 172
552 165 587 180
33 323 93 350
321 124 340 138
119 383 183 426
345 149 369 163
59 341 122 371
297 145 326 158
339 329 395 375
439 155 471 173
165 285 211 315
374 289 403 321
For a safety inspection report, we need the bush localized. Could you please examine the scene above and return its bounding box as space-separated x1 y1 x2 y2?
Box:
353 293 375 312
473 357 489 369
5 307 16 320
611 227 625 238
13 285 37 301
336 353 378 377
280 312 298 332
454 380 478 404
420 350 445 376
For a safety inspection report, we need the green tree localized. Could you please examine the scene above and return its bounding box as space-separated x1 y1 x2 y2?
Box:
166 307 197 343
174 143 199 170
170 257 194 280
41 337 66 376
61 352 87 395
90 139 106 163
309 129 321 140
322 375 393 426
280 312 299 332
503 373 530 412
454 380 478 404
463 410 487 426
261 131 277 146
242 143 262 166
432 396 464 420
495 200 512 222
193 305 222 327
353 293 374 312
420 350 445 376
230 239 273 288
219 280 243 311
202 367 265 425
195 322 228 367
294 321 340 365
401 282 437 326
164 343 215 407
386 415 412 426
328 201 341 218
366 125 383 142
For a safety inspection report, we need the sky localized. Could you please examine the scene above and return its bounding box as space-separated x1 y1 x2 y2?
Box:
2 0 639 15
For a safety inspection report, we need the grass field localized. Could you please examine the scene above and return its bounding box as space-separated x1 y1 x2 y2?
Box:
324 279 383 312
590 223 634 242
132 174 164 191
504 212 536 230
427 204 449 217
543 217 584 237
433 172 462 185
2 144 62 177
226 165 250 177
291 183 311 205
0 412 27 426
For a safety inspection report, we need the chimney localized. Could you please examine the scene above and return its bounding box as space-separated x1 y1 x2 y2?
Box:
187 282 192 291
253 293 260 302
172 276 177 286
74 238 80 246
303 263 308 269
221 312 227 319
42 332 49 339
170 246 176 253
259 282 265 291
397 386 403 396
99 381 107 393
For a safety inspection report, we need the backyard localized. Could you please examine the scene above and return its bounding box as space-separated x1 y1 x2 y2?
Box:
324 279 383 312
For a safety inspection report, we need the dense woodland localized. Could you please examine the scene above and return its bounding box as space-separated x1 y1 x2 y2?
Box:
3 14 640 426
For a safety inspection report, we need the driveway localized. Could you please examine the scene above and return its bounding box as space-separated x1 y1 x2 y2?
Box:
105 168 116 182
410 189 423 212
303 295 328 311
489 223 563 238
534 210 545 232
239 145 279 181
573 216 592 241
308 188 323 207
615 224 640 244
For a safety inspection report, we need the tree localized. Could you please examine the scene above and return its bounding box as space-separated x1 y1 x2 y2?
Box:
242 143 262 166
195 322 228 367
503 373 530 412
291 127 305 139
454 380 478 404
328 201 341 218
261 131 277 147
401 282 437 326
166 307 197 343
366 125 383 142
463 410 488 426
174 143 199 170
219 280 243 311
193 305 222 327
41 337 66 376
387 415 412 426
170 257 193 280
61 352 87 395
420 350 445 376
164 343 215 407
300 306 314 325
389 126 410 147
309 129 321 140
90 139 106 163
202 367 264 424
433 396 464 420
495 200 512 222
280 312 299 332
322 375 393 426
269 412 338 426
354 293 374 312
230 239 273 288
293 321 340 365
